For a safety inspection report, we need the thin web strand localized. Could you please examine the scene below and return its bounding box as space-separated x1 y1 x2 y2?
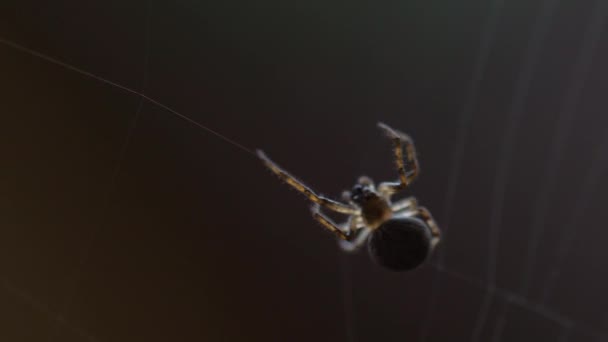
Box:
519 0 608 297
0 37 255 158
417 0 504 340
472 0 560 339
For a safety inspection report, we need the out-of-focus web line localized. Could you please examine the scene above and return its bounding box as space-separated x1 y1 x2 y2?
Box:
340 253 356 342
3 258 603 342
73 0 152 285
436 0 505 270
538 0 608 304
1 16 605 342
417 0 504 340
489 296 510 342
545 137 608 294
428 263 607 340
558 325 573 342
492 1 608 341
0 38 256 158
53 1 153 334
0 20 257 342
520 0 608 299
472 0 561 340
541 121 608 303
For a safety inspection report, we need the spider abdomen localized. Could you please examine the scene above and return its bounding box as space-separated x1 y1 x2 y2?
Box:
367 217 432 271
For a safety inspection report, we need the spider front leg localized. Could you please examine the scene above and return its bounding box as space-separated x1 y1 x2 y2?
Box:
310 203 354 240
377 122 420 196
311 204 370 251
257 150 359 215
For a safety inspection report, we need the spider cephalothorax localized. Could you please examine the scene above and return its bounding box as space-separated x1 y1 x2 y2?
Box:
350 181 375 205
348 179 393 230
257 122 440 271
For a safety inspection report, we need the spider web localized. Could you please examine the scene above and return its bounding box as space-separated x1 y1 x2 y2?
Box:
420 0 608 341
1 1 608 341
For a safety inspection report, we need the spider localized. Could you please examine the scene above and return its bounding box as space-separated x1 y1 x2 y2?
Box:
257 122 440 271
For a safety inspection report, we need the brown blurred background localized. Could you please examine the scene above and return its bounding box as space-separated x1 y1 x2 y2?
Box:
1 0 608 341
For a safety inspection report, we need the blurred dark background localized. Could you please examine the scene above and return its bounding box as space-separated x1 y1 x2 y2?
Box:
1 0 608 341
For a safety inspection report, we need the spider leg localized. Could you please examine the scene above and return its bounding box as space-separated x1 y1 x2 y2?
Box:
390 196 418 212
310 203 355 240
330 214 370 252
257 150 359 215
392 199 440 249
415 207 441 248
376 122 420 196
